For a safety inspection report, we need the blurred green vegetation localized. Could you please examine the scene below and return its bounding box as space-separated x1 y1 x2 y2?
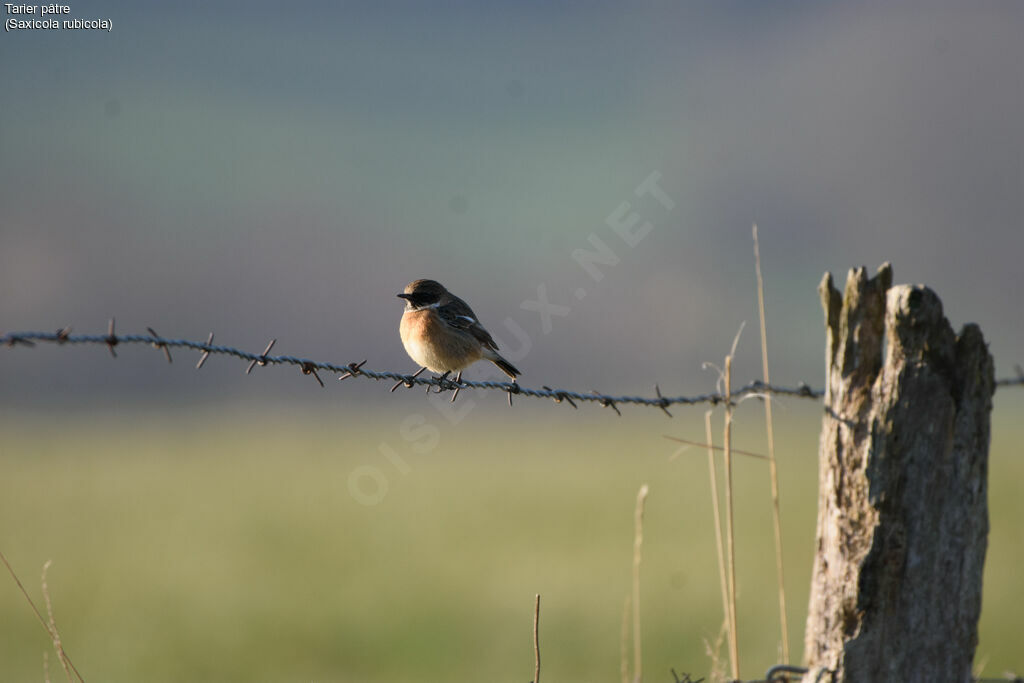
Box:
1 400 1021 682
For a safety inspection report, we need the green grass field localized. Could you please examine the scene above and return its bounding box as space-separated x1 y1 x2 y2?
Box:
2 399 1021 682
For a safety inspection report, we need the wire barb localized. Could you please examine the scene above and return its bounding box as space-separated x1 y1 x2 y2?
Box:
246 339 277 375
146 327 173 364
593 390 622 416
390 366 426 391
338 360 367 381
195 332 215 370
655 383 673 417
4 334 34 348
542 386 577 409
300 361 325 388
506 381 520 408
105 317 118 357
450 371 464 403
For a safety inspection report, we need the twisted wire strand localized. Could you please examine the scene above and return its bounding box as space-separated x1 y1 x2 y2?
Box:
4 328 1020 412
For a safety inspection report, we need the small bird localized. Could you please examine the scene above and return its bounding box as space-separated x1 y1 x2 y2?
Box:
397 279 521 387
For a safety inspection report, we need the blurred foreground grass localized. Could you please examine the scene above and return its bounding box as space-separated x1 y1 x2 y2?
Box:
2 398 1021 682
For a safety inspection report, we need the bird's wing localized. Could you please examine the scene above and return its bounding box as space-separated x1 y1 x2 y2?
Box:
438 296 500 351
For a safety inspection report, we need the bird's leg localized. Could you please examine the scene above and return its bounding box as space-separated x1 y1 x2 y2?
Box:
390 366 427 392
450 371 463 403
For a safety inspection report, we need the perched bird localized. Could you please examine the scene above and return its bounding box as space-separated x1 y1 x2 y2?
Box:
397 279 521 387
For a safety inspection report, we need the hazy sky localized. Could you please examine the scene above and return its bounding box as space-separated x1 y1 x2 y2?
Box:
2 2 1022 406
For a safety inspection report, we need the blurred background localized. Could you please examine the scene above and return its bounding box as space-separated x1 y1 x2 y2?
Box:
1 2 1022 681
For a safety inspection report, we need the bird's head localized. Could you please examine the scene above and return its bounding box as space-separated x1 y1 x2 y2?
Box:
398 279 448 310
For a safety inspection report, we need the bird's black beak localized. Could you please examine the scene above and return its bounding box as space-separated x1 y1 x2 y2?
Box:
397 293 413 300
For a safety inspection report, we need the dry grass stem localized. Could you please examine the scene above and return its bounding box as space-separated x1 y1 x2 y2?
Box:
723 354 740 679
632 484 649 683
703 411 731 639
665 435 769 461
532 594 541 683
0 551 84 683
753 224 790 663
703 620 729 683
41 561 73 683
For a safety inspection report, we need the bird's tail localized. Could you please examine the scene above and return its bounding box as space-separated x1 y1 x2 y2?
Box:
485 350 520 379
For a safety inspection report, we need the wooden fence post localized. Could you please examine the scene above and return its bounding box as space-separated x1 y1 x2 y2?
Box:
803 264 994 682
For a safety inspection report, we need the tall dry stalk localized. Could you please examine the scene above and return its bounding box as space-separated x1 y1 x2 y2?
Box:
0 551 84 683
703 411 730 633
722 354 740 680
41 561 73 683
632 484 649 683
753 224 790 662
702 621 730 683
532 594 541 683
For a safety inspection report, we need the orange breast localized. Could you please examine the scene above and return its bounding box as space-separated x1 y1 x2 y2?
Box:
400 309 483 372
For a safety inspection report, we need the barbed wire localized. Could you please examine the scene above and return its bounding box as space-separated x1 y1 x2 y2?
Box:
716 663 1024 683
669 663 1023 683
3 322 1022 413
